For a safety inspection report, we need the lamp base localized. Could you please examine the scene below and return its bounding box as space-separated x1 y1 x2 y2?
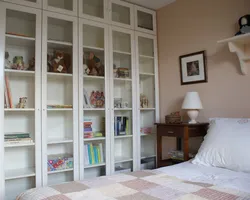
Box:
187 110 199 124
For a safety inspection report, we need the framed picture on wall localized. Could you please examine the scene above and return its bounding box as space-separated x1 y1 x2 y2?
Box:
179 51 207 85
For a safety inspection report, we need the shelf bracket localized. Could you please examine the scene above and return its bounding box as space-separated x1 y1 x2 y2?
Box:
228 42 248 75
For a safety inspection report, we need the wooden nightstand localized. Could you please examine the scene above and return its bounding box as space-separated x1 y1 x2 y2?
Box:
155 123 209 168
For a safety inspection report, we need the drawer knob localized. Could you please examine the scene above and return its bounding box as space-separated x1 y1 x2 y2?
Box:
168 131 174 134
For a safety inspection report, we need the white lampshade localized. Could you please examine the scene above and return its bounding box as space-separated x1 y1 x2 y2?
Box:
182 92 203 110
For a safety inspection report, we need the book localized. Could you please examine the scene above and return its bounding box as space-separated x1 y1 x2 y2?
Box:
84 145 89 165
99 143 104 163
93 146 98 164
5 133 30 138
97 147 101 163
5 76 13 108
89 143 95 164
87 144 92 164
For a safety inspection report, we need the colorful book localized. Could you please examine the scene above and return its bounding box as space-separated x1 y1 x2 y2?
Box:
5 76 13 108
84 145 89 165
93 146 98 164
97 147 101 163
99 143 104 163
87 144 92 164
89 143 95 164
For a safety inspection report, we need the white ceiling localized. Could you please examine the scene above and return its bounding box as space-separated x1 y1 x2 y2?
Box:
124 0 175 10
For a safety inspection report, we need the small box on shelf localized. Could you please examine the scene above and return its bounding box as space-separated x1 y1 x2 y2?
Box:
47 154 73 172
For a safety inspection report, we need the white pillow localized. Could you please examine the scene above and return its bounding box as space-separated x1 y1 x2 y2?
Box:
192 118 250 173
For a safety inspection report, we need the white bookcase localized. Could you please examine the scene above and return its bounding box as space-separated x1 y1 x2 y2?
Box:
0 2 42 200
41 11 78 186
43 0 78 16
0 0 159 199
135 32 159 170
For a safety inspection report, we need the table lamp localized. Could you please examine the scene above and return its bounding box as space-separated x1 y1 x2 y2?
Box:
182 92 203 124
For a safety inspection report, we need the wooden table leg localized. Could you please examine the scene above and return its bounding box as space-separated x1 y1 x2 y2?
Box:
157 132 162 168
183 126 189 161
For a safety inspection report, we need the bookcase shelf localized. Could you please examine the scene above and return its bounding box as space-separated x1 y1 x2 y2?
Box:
4 143 35 148
114 78 132 82
5 167 36 180
6 34 35 47
84 163 106 169
4 108 35 112
47 168 74 175
47 72 73 77
115 135 133 139
139 55 154 59
84 137 106 142
47 138 73 145
141 154 156 160
47 108 73 111
115 157 133 164
5 69 35 76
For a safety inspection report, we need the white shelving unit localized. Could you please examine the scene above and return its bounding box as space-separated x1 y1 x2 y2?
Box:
41 11 78 186
218 33 250 75
43 0 78 16
0 0 159 199
134 5 156 35
0 2 42 200
135 32 159 170
78 18 110 180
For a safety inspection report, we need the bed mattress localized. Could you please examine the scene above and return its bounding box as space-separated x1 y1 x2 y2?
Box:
17 162 250 200
157 161 250 193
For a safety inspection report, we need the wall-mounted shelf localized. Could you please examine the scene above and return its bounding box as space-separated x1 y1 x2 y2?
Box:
218 33 250 75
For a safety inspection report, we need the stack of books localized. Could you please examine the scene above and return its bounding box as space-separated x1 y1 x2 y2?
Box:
114 116 129 136
84 118 104 139
84 143 104 165
4 133 33 145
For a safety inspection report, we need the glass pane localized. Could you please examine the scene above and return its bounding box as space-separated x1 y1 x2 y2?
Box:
140 76 155 108
113 31 131 53
83 24 104 49
112 3 130 25
137 11 153 31
48 0 73 11
82 0 104 19
138 37 154 57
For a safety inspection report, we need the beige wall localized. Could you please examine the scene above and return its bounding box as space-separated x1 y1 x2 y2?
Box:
157 0 250 122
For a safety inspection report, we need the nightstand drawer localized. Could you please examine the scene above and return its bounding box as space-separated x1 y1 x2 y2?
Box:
158 126 184 137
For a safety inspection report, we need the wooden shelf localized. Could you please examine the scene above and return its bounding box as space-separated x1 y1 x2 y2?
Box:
115 135 133 139
218 33 250 75
114 78 132 82
84 163 106 169
83 108 105 111
5 143 35 148
47 138 73 145
5 69 35 76
83 75 105 80
84 137 106 141
5 34 35 47
139 55 154 59
48 168 73 174
5 167 35 180
47 108 73 111
113 50 131 55
115 157 133 164
83 45 104 51
4 108 35 112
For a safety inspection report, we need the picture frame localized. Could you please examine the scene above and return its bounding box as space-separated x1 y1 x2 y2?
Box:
179 51 207 85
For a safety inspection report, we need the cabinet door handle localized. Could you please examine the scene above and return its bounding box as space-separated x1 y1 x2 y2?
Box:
168 131 174 134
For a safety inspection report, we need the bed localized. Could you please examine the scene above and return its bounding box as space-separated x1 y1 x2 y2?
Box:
17 162 250 200
17 118 250 199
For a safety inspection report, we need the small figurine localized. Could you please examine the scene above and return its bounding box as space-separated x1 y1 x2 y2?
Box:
16 97 27 108
28 57 35 71
140 94 149 108
13 56 25 70
4 52 12 69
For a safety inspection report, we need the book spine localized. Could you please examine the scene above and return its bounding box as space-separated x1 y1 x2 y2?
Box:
93 146 98 164
97 146 101 163
87 144 92 164
126 118 129 135
99 143 104 163
84 145 89 165
90 143 95 164
5 76 13 108
84 128 92 132
4 82 8 108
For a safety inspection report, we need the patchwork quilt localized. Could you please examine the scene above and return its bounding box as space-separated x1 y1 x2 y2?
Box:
17 171 250 200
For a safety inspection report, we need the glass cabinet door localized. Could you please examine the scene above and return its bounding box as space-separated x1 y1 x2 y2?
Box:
3 0 42 8
135 5 156 35
43 0 77 16
136 33 159 170
41 11 78 186
109 0 134 29
1 3 42 200
110 27 136 174
79 0 107 23
78 19 110 179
